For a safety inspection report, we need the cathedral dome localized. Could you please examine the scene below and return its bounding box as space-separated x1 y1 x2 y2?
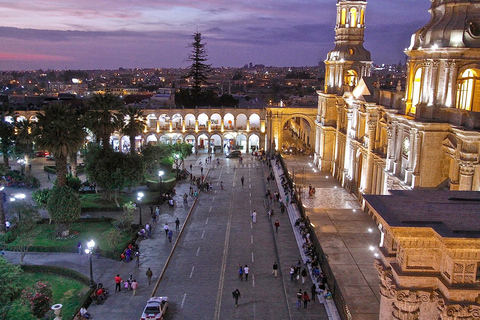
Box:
408 0 480 51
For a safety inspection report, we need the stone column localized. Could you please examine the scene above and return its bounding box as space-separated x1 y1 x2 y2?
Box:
459 162 476 191
386 121 397 172
343 108 354 181
246 120 250 131
446 61 458 108
428 61 439 106
334 105 343 176
364 117 377 194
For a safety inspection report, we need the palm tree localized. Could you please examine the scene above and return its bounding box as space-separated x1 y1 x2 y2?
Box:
34 104 86 187
119 106 145 155
15 119 35 176
86 94 122 149
0 101 17 168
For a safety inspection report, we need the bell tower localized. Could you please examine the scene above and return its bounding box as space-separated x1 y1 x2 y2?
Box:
324 0 372 95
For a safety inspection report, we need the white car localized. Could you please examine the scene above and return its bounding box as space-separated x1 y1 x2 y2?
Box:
141 297 169 320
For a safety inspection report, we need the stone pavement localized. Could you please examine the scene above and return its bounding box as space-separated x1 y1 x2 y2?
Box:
281 155 381 320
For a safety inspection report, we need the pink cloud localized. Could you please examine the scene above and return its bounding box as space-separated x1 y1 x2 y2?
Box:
0 52 71 61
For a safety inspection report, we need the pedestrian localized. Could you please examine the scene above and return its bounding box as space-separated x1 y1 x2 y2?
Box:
175 217 180 231
303 291 310 308
296 289 303 309
238 265 243 281
190 164 192 171
168 230 173 243
145 223 151 238
274 219 280 233
135 251 140 267
310 284 317 302
156 206 160 217
131 279 138 296
164 223 169 237
115 274 122 292
146 267 153 285
301 268 307 284
241 176 244 186
290 266 295 281
232 289 241 307
95 246 101 259
244 265 249 281
272 262 278 278
183 193 188 205
251 210 257 223
220 181 224 190
77 242 82 255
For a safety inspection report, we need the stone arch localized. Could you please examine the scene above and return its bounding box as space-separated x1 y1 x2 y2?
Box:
236 134 247 151
224 113 234 130
223 133 235 152
146 134 158 144
249 113 261 130
197 133 209 150
158 114 169 129
185 114 195 130
210 113 222 130
236 113 247 129
198 113 208 129
29 115 39 122
210 134 222 153
171 113 182 130
280 113 316 153
146 113 157 129
249 133 260 152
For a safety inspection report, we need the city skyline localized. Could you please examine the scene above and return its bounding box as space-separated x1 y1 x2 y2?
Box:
0 0 430 71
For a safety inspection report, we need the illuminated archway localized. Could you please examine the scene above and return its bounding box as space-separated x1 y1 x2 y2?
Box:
411 68 423 114
456 68 480 112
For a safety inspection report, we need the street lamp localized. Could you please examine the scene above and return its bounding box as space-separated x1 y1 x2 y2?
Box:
17 159 25 175
158 170 164 185
137 192 144 227
174 154 180 180
10 193 26 223
84 240 96 288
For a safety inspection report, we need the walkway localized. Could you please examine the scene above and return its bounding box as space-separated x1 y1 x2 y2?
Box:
281 155 381 320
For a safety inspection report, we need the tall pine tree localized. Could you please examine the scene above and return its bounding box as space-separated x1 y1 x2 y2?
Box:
186 32 212 103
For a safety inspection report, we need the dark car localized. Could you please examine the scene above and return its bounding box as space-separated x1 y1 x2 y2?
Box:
226 150 242 158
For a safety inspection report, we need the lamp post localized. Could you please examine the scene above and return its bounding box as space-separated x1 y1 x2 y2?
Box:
85 240 95 288
17 159 25 175
10 193 26 223
137 192 144 227
174 154 180 180
158 170 164 190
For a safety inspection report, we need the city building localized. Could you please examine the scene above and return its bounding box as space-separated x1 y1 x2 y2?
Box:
364 190 480 319
314 0 480 201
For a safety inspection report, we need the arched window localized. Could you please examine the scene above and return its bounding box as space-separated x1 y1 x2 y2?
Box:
345 69 357 87
341 8 346 25
360 8 365 25
456 69 480 112
411 68 423 114
350 8 357 28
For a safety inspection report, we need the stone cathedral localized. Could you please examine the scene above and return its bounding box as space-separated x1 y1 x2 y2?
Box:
315 0 480 199
314 0 480 319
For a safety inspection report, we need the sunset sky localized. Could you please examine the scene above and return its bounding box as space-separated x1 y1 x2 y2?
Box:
0 0 431 71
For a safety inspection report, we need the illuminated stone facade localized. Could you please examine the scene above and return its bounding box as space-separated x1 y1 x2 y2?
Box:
315 0 480 199
364 191 480 320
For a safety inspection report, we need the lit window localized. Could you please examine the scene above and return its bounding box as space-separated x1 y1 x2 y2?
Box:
360 8 365 25
411 68 423 114
456 69 480 112
350 8 357 28
341 8 346 25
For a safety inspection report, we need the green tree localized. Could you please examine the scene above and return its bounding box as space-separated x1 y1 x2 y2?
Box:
8 202 41 263
21 281 52 319
119 106 145 155
0 100 17 168
186 32 212 102
34 104 86 187
46 185 81 237
141 144 173 173
172 142 193 172
103 228 121 255
0 256 24 320
87 94 122 149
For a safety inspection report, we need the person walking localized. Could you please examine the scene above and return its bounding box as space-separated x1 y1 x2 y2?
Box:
145 223 151 238
146 268 153 285
310 284 317 302
164 223 169 237
175 218 180 232
290 266 295 281
296 289 303 309
272 262 278 278
77 242 82 255
301 268 307 284
168 230 173 243
244 265 249 281
251 210 257 223
238 266 244 281
114 274 122 293
302 291 310 308
131 279 138 296
220 181 224 190
241 176 244 186
274 219 280 233
232 289 241 307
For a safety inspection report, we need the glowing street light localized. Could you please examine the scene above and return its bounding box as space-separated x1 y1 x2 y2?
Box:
137 192 144 227
84 240 96 288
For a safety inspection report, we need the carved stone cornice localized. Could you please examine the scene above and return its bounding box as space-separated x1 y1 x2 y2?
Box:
459 161 476 176
374 260 396 299
438 303 480 320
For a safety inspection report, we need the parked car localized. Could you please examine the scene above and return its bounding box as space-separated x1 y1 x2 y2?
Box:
226 150 242 158
35 151 49 157
141 297 168 320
